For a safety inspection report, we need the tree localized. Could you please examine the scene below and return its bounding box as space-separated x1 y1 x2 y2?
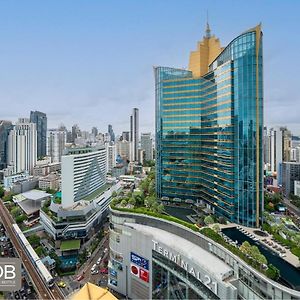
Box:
35 246 44 257
148 181 155 196
250 245 267 266
144 196 156 209
240 241 251 255
15 214 27 223
157 204 164 214
28 234 41 248
11 207 22 218
266 264 280 281
204 215 214 225
2 193 13 202
0 186 4 198
79 248 88 265
128 198 136 207
292 234 300 247
257 254 267 266
111 198 119 207
134 194 144 207
120 199 127 207
212 224 220 233
46 188 56 194
49 251 62 270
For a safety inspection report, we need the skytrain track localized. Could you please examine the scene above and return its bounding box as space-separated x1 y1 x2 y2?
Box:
0 200 64 299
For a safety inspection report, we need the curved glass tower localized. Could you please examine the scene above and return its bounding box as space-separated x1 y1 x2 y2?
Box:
155 25 263 227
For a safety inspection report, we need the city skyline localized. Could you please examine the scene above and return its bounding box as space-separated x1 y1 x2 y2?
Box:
0 1 300 134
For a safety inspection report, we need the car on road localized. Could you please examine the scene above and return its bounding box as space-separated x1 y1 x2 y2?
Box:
57 281 66 288
100 268 108 274
91 269 99 275
76 274 84 281
96 257 102 265
104 248 108 254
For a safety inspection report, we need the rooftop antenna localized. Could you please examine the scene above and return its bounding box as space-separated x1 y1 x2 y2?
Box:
205 10 211 38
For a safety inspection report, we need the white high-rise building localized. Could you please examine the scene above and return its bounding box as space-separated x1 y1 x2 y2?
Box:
7 118 37 174
141 132 153 161
61 147 107 208
130 108 139 162
269 127 291 173
47 129 67 163
105 142 116 173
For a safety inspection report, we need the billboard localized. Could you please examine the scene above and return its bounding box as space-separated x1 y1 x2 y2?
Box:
130 252 149 270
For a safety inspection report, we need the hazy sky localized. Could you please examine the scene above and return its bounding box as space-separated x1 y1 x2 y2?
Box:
0 0 299 135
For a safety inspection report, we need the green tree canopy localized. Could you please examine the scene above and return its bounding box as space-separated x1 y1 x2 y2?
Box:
0 186 4 198
28 234 41 248
204 215 214 225
15 214 27 224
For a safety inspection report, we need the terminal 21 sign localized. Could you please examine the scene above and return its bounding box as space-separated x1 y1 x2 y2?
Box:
130 252 149 283
152 240 218 294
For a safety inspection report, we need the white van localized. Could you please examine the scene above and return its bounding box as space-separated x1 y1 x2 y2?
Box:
91 264 97 272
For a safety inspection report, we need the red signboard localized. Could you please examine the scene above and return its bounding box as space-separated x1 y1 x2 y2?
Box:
139 268 149 283
130 264 139 277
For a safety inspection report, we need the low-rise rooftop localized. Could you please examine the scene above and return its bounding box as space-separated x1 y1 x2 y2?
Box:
60 240 81 251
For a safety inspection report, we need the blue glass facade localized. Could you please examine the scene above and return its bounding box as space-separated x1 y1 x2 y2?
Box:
155 27 263 227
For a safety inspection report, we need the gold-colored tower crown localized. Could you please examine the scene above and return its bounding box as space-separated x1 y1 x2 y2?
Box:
188 23 223 77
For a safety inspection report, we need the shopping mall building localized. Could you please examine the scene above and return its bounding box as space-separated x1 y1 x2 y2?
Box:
108 208 300 299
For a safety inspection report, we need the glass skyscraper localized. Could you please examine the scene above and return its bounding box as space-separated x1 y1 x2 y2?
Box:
30 110 47 158
155 24 263 227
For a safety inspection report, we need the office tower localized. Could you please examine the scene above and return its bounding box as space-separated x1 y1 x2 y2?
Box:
116 139 130 161
61 147 106 208
47 129 67 163
71 124 80 143
7 118 37 174
0 120 13 170
263 126 270 169
291 135 300 148
105 142 117 172
280 162 300 197
121 131 130 142
291 148 297 162
282 127 292 162
108 124 115 142
155 24 263 227
141 133 153 161
130 108 139 162
138 148 145 165
269 127 292 173
30 111 47 158
92 127 98 138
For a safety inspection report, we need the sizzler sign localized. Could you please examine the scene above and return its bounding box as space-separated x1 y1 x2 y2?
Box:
130 252 150 283
130 252 149 270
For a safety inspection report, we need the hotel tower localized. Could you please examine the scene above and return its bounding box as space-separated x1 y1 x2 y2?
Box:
155 24 263 227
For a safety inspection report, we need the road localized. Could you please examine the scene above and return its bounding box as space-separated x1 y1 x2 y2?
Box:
282 198 300 217
0 200 64 300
